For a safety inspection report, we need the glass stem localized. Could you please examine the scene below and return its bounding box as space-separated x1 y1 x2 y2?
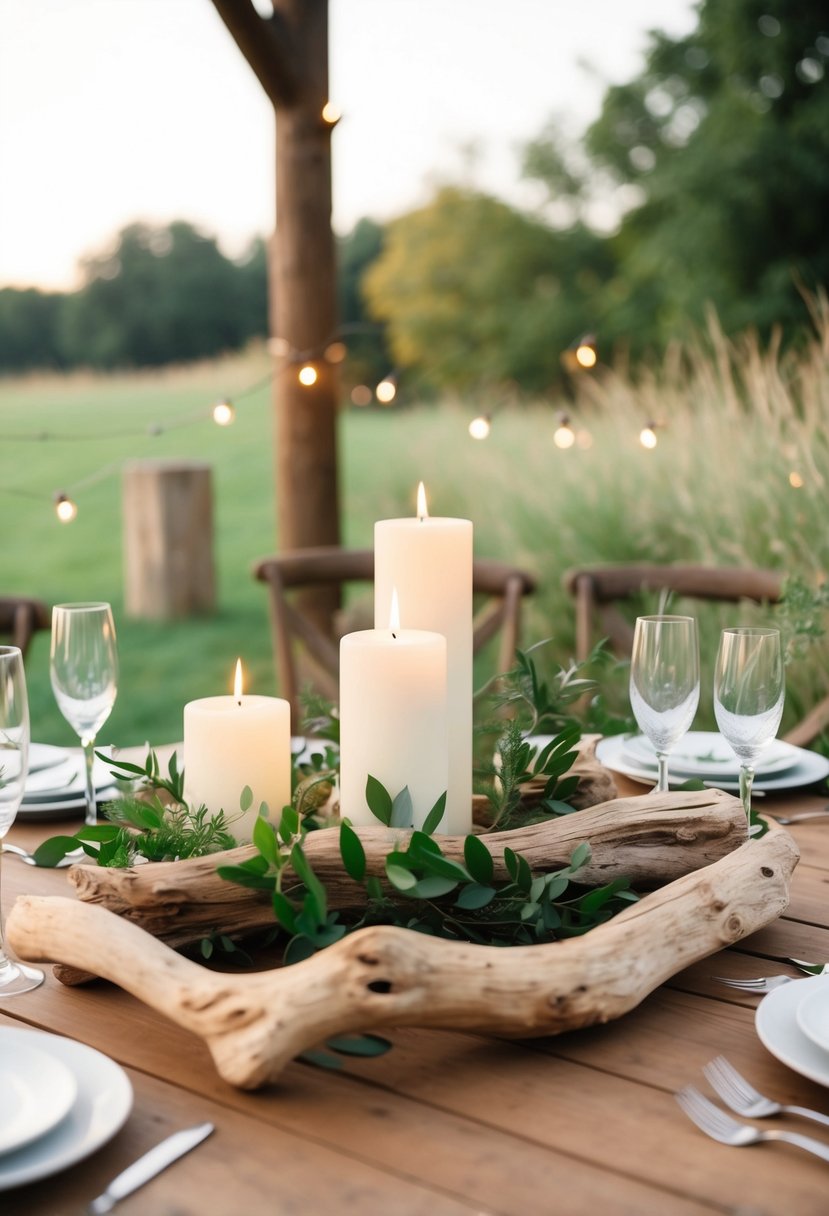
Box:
0 846 8 970
655 751 670 793
739 763 755 834
82 737 97 827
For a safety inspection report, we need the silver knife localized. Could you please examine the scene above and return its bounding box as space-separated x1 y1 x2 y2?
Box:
88 1122 215 1214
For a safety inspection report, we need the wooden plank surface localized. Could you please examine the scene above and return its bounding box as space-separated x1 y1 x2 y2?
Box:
2 779 829 1214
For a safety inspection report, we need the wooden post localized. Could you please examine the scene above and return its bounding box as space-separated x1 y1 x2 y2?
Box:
211 0 341 623
122 460 215 619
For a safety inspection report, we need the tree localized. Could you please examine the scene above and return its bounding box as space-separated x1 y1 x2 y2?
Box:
0 288 64 372
363 187 614 394
580 0 829 345
337 218 390 390
60 221 252 368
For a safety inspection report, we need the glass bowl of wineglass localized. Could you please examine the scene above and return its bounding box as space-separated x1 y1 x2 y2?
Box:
0 645 44 994
714 626 784 835
50 602 118 826
629 615 700 792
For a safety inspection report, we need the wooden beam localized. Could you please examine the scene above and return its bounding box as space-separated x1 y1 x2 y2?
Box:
210 0 299 108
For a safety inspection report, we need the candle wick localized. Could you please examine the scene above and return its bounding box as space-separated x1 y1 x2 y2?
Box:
237 697 242 707
392 631 397 640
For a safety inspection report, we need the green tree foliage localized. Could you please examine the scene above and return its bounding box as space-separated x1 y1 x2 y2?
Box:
58 221 264 368
0 288 65 372
579 0 829 346
363 186 614 393
336 218 391 388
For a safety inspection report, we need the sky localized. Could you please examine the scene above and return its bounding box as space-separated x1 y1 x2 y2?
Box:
0 0 697 292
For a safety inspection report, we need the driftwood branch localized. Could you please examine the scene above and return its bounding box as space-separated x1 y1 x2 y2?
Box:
8 827 798 1090
67 789 746 952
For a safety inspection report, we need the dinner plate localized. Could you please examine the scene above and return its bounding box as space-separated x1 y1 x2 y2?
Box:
622 731 798 778
0 1028 132 1191
596 734 829 793
0 1039 78 1156
16 788 121 821
756 974 829 1088
23 752 115 802
28 743 71 775
796 985 829 1053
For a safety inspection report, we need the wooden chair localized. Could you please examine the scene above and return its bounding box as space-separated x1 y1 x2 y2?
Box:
563 563 829 747
0 596 50 661
253 547 537 722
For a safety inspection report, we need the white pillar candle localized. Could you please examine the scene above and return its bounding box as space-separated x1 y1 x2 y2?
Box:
374 485 473 834
339 623 448 830
183 661 291 842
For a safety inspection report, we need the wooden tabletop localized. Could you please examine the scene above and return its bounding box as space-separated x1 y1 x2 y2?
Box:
2 777 829 1216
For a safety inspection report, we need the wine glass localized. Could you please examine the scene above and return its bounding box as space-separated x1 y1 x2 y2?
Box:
714 627 785 833
629 615 700 792
50 603 118 826
0 646 44 995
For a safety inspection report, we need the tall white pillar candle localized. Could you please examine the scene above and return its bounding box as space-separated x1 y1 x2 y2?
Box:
374 488 473 834
183 663 291 842
339 626 448 829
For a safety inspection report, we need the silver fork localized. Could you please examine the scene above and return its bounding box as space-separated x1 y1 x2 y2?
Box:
675 1086 829 1163
771 809 829 825
713 962 828 994
703 1056 829 1127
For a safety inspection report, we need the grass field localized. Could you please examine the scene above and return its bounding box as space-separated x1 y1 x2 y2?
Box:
2 314 828 750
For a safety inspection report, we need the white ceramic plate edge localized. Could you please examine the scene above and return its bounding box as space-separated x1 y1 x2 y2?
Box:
596 735 829 793
0 1029 133 1190
755 974 829 1088
0 1041 78 1156
795 985 829 1053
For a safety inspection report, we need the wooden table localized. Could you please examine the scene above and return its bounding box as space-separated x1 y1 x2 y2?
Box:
2 779 829 1215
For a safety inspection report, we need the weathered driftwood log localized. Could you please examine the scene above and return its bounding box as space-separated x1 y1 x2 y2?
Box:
67 789 745 953
8 827 798 1090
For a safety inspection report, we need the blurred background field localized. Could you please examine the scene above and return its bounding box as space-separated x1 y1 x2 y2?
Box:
5 309 828 750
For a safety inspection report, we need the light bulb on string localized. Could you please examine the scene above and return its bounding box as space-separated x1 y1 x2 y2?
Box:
321 101 341 126
350 384 372 407
268 336 290 357
212 399 236 427
554 414 576 449
53 492 78 523
639 421 659 449
575 339 598 369
324 341 347 364
376 374 397 405
468 413 491 440
298 364 318 387
789 471 804 489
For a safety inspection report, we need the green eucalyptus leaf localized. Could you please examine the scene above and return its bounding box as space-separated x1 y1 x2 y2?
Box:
325 1034 393 1058
463 834 494 885
339 821 366 882
544 875 570 900
279 804 299 843
216 864 276 891
503 847 520 883
299 1048 344 1070
284 934 318 966
390 786 414 829
455 883 497 910
239 785 254 813
410 875 457 899
365 775 393 825
253 816 278 865
386 862 418 891
568 841 592 872
30 836 83 867
200 938 214 959
272 891 298 933
291 844 327 922
421 792 447 835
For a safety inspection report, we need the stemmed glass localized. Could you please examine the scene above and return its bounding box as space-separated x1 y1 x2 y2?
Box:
50 603 118 826
629 615 700 792
714 627 785 833
0 646 44 995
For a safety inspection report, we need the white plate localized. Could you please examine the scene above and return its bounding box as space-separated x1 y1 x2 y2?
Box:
596 734 829 793
0 1028 132 1191
23 753 115 802
622 732 798 778
756 974 829 1088
16 788 121 821
28 744 71 775
796 986 829 1054
0 1039 77 1156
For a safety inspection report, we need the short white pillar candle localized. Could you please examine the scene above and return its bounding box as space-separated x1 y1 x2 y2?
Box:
183 661 291 842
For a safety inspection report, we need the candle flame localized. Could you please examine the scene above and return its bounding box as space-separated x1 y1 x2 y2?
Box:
389 588 400 636
416 481 429 521
234 658 243 704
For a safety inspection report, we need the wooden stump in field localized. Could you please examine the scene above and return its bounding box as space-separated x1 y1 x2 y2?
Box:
122 460 215 619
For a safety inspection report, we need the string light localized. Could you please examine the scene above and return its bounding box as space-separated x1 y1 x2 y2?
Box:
639 421 659 449
321 101 341 125
554 413 576 449
212 399 236 427
468 413 492 440
789 471 804 488
376 374 397 405
350 385 372 407
324 341 347 364
575 337 598 369
298 364 318 387
53 492 78 524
